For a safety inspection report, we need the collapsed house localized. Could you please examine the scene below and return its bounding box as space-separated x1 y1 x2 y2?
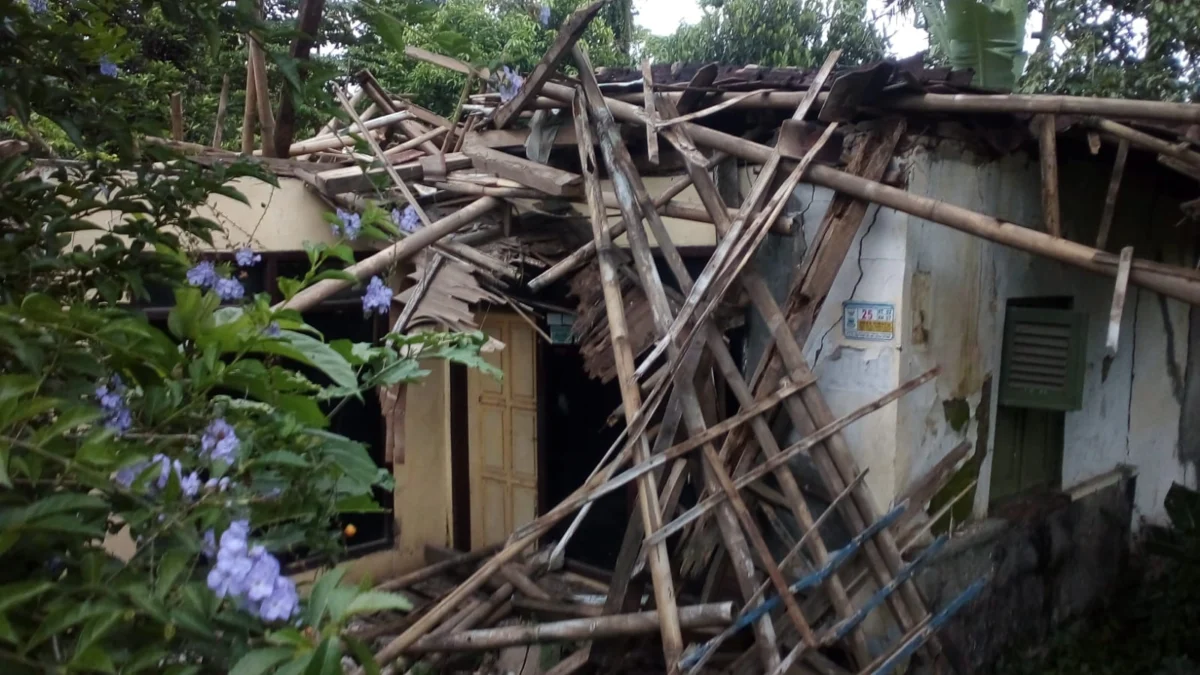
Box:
122 3 1200 672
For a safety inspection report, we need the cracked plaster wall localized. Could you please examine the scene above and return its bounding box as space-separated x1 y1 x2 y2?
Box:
747 135 1196 527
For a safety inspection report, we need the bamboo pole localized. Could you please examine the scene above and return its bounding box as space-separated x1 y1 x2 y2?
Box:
1096 139 1130 250
538 81 1200 306
404 604 735 653
571 89 687 669
1091 117 1200 168
1036 115 1061 238
240 59 257 154
375 543 502 592
279 111 411 156
212 74 231 148
610 89 1200 124
248 34 276 157
170 93 184 142
276 196 498 313
384 127 450 157
527 151 729 291
319 89 365 137
641 59 659 164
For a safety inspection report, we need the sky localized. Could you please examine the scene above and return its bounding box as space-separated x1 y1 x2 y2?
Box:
632 0 1040 59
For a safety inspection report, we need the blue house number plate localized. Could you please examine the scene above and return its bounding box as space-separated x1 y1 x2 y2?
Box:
843 302 895 341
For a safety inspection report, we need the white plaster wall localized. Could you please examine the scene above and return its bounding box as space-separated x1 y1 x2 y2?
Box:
745 135 1195 526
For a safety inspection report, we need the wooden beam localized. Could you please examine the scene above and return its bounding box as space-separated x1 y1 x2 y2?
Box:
1096 139 1130 250
1036 114 1061 238
1107 246 1135 359
170 92 184 142
312 153 472 194
1091 117 1200 168
491 0 608 129
280 111 410 157
405 604 735 653
463 143 582 196
375 544 503 592
356 70 444 155
641 59 660 164
212 74 231 148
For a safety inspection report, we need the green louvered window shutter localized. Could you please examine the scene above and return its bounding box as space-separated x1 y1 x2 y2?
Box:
999 307 1089 411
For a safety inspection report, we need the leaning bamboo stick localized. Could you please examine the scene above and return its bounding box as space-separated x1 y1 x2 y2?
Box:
641 59 660 164
240 58 257 154
405 604 735 653
1036 114 1061 238
1091 117 1200 168
527 151 729 291
1095 139 1130 251
376 543 502 592
536 81 1200 306
280 111 411 156
276 196 497 313
319 88 365 137
572 89 687 669
170 93 184 142
248 34 276 157
212 74 231 148
575 46 792 670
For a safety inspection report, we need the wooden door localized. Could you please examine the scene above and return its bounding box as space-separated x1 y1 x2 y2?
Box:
467 313 539 549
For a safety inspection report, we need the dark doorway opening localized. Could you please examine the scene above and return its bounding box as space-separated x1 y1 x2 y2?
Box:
541 342 628 570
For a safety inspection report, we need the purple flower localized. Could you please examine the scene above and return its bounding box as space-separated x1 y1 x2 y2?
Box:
180 470 202 499
215 277 245 302
205 476 232 492
361 276 391 317
235 247 261 268
256 576 300 622
205 521 299 622
26 0 48 13
498 66 524 103
392 205 421 234
263 322 281 338
200 418 239 465
95 375 132 435
334 209 362 240
99 55 119 77
187 261 218 289
539 5 551 26
203 529 218 558
112 462 144 490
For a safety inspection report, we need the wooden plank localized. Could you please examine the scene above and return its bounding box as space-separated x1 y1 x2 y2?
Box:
463 142 582 196
641 59 660 164
491 0 608 129
313 152 473 194
1036 114 1062 238
1107 246 1135 358
248 33 276 157
356 70 443 156
677 63 718 114
1095 139 1129 250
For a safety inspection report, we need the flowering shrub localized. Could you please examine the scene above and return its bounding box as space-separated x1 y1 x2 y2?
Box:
0 2 500 672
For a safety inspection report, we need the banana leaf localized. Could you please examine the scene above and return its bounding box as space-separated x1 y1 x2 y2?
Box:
919 0 1028 92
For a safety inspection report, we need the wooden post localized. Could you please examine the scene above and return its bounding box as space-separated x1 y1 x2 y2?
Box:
1036 115 1062 238
169 93 184 142
212 74 231 148
240 57 257 154
1096 139 1130 251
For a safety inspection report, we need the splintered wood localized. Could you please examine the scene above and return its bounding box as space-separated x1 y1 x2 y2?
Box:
200 6 1200 673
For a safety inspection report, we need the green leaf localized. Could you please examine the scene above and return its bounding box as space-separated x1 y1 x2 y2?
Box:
363 9 411 53
256 450 312 469
74 610 122 656
168 287 220 341
343 636 382 675
277 395 328 428
305 566 348 626
0 374 40 403
270 51 304 93
0 581 51 613
276 331 358 391
32 405 102 445
340 591 414 620
0 613 18 645
156 549 192 598
309 431 382 489
27 601 122 649
304 638 342 675
69 643 116 673
940 0 1028 91
230 648 296 675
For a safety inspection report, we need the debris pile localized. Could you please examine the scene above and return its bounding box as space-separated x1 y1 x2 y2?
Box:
171 1 1200 672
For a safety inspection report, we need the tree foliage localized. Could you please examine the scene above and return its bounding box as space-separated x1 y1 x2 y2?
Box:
0 1 499 672
642 0 888 70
